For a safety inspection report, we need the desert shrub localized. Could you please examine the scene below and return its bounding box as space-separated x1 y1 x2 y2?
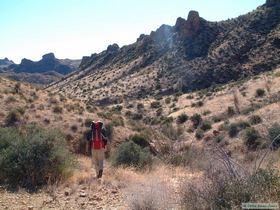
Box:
161 116 174 124
195 128 204 139
130 112 143 121
5 109 23 126
200 120 212 131
137 103 144 110
86 105 96 113
227 121 250 138
244 127 261 150
236 120 251 129
256 88 265 97
104 123 113 141
214 134 225 143
110 116 125 127
249 115 262 125
49 97 58 104
112 141 152 169
130 134 149 148
53 105 63 114
212 115 223 123
84 118 92 127
227 106 235 116
176 113 188 124
38 104 44 110
70 124 78 133
197 100 204 107
268 123 280 149
43 118 50 124
5 96 17 103
182 164 280 210
161 123 183 140
167 147 208 170
150 101 161 109
111 105 123 113
165 97 171 104
241 106 255 115
190 113 202 128
13 82 21 94
156 108 163 116
0 124 74 190
228 123 239 137
202 110 211 116
186 95 194 99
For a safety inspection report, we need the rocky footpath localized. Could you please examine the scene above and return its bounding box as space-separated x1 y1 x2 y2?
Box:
0 178 125 210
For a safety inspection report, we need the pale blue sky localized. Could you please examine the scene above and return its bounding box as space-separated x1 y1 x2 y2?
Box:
0 0 265 63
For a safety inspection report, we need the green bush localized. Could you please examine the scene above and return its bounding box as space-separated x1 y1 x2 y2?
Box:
130 134 149 148
228 123 239 137
156 108 163 116
195 128 204 140
110 116 125 127
176 113 188 124
268 123 280 149
161 123 183 140
0 124 74 190
111 105 123 113
150 101 161 109
53 105 63 114
84 118 92 127
200 120 212 131
190 114 202 129
104 123 113 141
244 127 261 150
249 115 262 125
236 120 251 129
130 112 143 120
137 103 144 110
256 88 265 97
165 97 171 104
5 109 23 126
227 106 235 116
112 141 152 169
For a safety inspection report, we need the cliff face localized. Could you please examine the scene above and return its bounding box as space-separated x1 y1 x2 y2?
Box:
49 1 280 104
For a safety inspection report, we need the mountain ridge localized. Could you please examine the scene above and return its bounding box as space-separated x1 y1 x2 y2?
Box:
0 53 81 85
48 1 280 105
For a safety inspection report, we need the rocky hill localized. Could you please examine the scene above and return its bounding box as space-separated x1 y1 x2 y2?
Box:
0 53 80 85
48 0 280 105
0 58 14 68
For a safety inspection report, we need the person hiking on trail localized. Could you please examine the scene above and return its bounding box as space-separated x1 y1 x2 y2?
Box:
90 120 108 179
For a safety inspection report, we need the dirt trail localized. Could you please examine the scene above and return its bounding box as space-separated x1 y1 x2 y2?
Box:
0 156 200 210
0 177 125 210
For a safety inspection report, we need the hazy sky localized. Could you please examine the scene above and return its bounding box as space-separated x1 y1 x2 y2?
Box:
0 0 265 63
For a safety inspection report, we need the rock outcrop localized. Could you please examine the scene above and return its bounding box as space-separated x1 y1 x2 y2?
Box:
175 10 200 38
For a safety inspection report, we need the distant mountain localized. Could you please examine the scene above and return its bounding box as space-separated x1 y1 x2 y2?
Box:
48 0 280 104
0 53 80 85
0 58 14 68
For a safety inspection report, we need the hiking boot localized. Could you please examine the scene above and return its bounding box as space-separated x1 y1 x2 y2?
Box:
97 170 103 179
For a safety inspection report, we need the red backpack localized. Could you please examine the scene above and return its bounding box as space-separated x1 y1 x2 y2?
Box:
91 121 107 150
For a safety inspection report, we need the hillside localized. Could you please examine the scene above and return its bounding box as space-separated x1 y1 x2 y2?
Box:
1 66 280 209
0 53 80 85
48 0 280 105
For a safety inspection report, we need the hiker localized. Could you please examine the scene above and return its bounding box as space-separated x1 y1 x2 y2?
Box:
90 120 108 179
